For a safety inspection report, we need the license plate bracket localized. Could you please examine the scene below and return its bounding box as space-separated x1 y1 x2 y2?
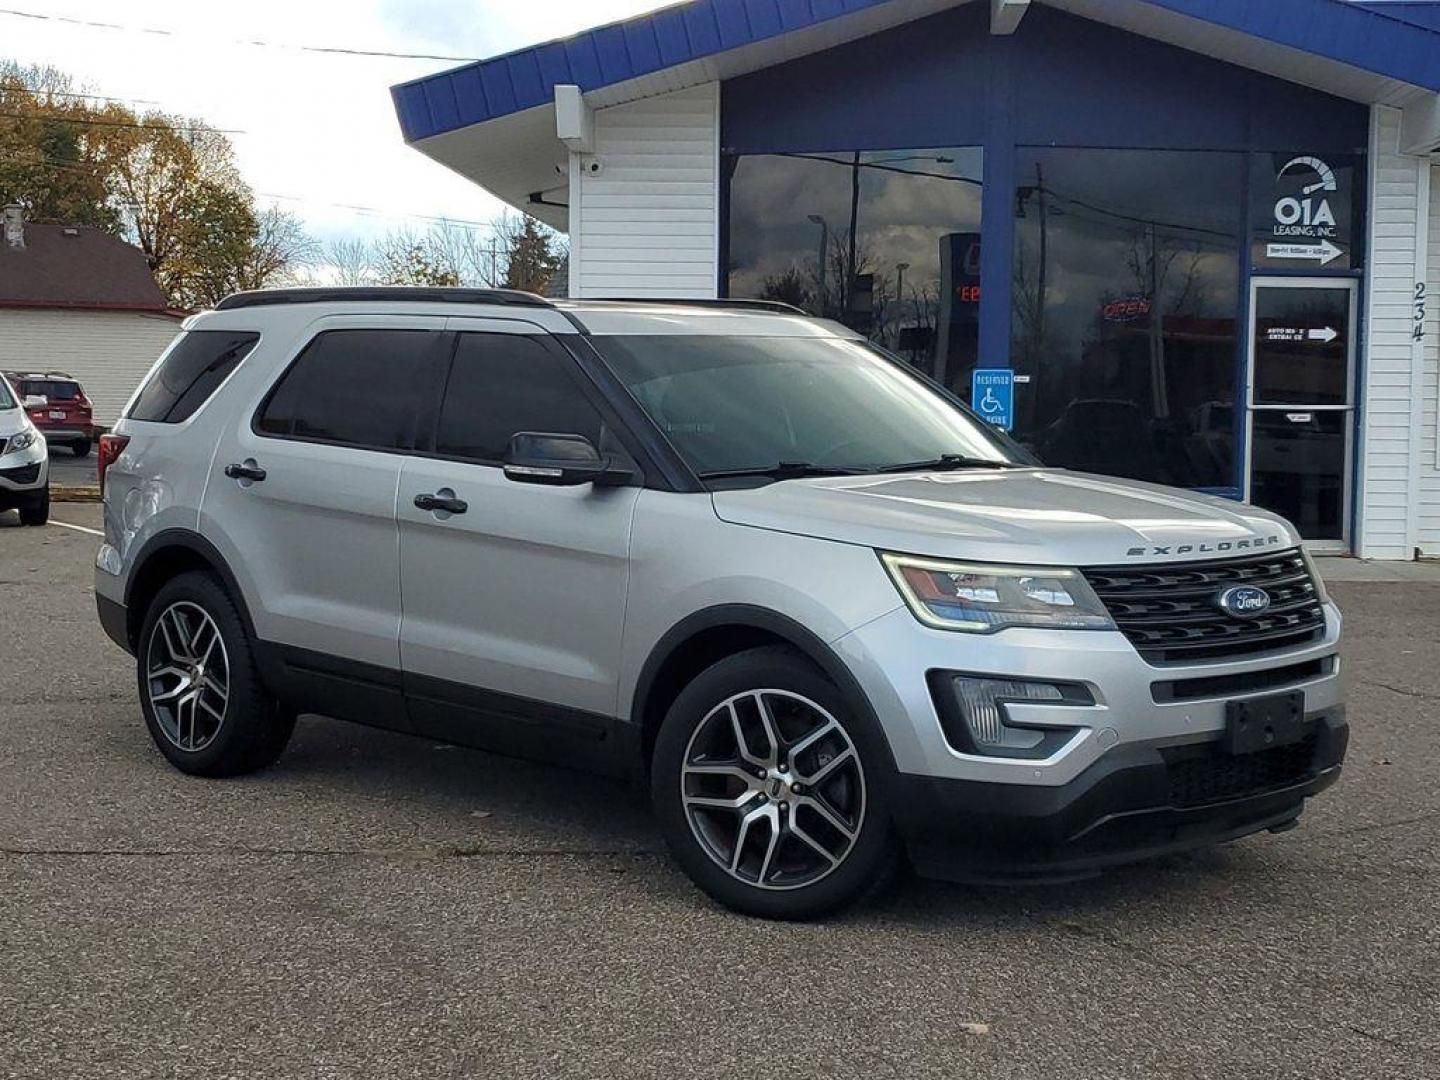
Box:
1224 691 1308 755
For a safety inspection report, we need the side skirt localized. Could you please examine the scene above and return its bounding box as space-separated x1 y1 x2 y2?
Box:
254 640 634 779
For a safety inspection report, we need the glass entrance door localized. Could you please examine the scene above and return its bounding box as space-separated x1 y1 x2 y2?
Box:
1246 279 1357 550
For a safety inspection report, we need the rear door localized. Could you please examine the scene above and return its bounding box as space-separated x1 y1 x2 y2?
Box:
396 321 641 767
205 316 449 727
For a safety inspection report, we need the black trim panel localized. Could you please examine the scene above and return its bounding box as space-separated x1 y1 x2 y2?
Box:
255 640 626 775
97 593 130 654
404 671 628 777
894 707 1348 884
254 641 412 734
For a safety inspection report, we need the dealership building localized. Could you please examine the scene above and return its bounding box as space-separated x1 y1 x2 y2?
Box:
392 0 1440 559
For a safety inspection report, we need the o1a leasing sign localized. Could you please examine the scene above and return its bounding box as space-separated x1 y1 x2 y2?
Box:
1251 153 1360 271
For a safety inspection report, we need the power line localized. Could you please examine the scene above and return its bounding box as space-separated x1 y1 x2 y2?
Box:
4 158 512 233
0 109 245 136
0 6 480 63
0 84 160 107
257 192 507 232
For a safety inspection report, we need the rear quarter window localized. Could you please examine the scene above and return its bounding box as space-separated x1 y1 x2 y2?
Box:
126 330 260 424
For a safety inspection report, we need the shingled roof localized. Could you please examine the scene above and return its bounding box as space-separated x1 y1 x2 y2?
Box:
0 224 172 313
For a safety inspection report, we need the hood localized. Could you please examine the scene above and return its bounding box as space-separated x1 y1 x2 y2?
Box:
711 468 1300 566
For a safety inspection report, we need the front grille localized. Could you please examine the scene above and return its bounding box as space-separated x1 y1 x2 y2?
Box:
1165 734 1319 808
0 463 41 485
1082 549 1326 664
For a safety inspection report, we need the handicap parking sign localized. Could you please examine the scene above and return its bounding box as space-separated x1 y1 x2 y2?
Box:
971 368 1014 431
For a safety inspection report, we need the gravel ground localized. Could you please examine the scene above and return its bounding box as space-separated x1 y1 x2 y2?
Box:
1 505 1436 1079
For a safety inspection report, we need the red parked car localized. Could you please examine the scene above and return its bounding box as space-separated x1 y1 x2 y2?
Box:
4 371 94 456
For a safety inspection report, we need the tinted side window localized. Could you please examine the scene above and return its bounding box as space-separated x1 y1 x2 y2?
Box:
257 330 437 450
435 334 604 462
128 331 259 423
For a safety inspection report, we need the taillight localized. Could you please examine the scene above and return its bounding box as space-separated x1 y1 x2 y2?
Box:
97 433 130 491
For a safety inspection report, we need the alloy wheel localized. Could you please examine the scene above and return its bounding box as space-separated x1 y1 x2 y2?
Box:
680 689 866 890
145 601 230 753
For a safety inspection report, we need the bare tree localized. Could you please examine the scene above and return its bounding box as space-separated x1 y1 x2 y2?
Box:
322 237 378 285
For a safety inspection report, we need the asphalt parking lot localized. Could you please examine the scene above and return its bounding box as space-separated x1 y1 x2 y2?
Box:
45 443 97 490
1 506 1437 1079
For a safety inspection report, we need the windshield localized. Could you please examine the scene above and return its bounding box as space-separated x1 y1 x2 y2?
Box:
0 378 14 410
591 335 1028 478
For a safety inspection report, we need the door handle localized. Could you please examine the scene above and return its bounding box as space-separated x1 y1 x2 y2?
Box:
414 492 468 515
224 462 267 483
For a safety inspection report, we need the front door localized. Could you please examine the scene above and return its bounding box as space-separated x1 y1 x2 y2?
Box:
1246 279 1357 551
397 322 641 769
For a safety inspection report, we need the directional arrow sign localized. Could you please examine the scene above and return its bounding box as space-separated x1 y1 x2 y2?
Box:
1265 239 1344 265
1307 326 1338 344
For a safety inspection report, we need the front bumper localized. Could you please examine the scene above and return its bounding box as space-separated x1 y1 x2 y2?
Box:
0 441 49 508
894 706 1346 882
831 598 1346 879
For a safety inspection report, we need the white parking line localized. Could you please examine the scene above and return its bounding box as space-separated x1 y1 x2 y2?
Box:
49 520 104 538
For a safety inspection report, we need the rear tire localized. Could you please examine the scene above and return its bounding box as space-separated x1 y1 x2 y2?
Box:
71 440 91 458
137 571 295 777
652 646 901 919
18 486 48 526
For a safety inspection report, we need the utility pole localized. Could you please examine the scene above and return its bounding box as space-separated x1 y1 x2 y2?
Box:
808 214 829 315
847 150 861 319
1035 161 1047 351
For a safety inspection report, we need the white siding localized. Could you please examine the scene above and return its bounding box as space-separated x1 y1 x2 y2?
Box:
1358 106 1428 559
1418 160 1440 555
0 308 181 425
569 83 719 299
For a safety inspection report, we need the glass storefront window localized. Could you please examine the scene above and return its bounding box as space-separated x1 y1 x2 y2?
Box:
724 148 983 395
1010 148 1244 489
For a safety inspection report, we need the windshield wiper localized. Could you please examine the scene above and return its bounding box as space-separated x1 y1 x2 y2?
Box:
699 461 866 481
877 454 1020 474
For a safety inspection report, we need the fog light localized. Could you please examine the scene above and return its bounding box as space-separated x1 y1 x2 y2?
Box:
955 678 1064 746
930 674 1093 758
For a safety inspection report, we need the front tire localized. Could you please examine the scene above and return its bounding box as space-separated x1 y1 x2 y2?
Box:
18 486 48 526
137 571 295 777
652 646 900 919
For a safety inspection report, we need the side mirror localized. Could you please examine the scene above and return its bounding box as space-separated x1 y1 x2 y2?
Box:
503 432 634 488
22 395 46 409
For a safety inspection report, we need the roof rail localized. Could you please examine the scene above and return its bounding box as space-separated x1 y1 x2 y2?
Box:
587 297 809 316
214 287 555 311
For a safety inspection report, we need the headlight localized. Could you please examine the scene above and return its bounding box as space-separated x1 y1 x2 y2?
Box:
5 430 38 454
881 554 1116 633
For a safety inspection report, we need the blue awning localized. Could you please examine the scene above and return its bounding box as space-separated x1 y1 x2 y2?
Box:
391 0 1440 144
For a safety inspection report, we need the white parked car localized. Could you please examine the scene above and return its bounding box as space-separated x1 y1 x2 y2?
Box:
0 372 49 526
94 289 1346 918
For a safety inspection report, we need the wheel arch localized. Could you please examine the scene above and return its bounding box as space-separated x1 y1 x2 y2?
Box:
630 604 889 777
124 530 258 653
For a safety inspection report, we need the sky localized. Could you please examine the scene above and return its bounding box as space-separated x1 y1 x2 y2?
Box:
1 1 670 246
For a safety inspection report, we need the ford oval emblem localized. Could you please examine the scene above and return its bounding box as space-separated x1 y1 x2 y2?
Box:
1218 585 1271 618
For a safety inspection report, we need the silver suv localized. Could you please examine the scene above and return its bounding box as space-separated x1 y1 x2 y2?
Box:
94 288 1346 919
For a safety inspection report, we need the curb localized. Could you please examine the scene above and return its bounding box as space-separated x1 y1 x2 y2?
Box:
52 486 101 504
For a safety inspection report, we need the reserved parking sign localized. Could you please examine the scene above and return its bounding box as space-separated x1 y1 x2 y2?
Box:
971 368 1014 431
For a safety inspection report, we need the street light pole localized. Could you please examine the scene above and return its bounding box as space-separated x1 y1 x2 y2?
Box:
807 213 829 315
